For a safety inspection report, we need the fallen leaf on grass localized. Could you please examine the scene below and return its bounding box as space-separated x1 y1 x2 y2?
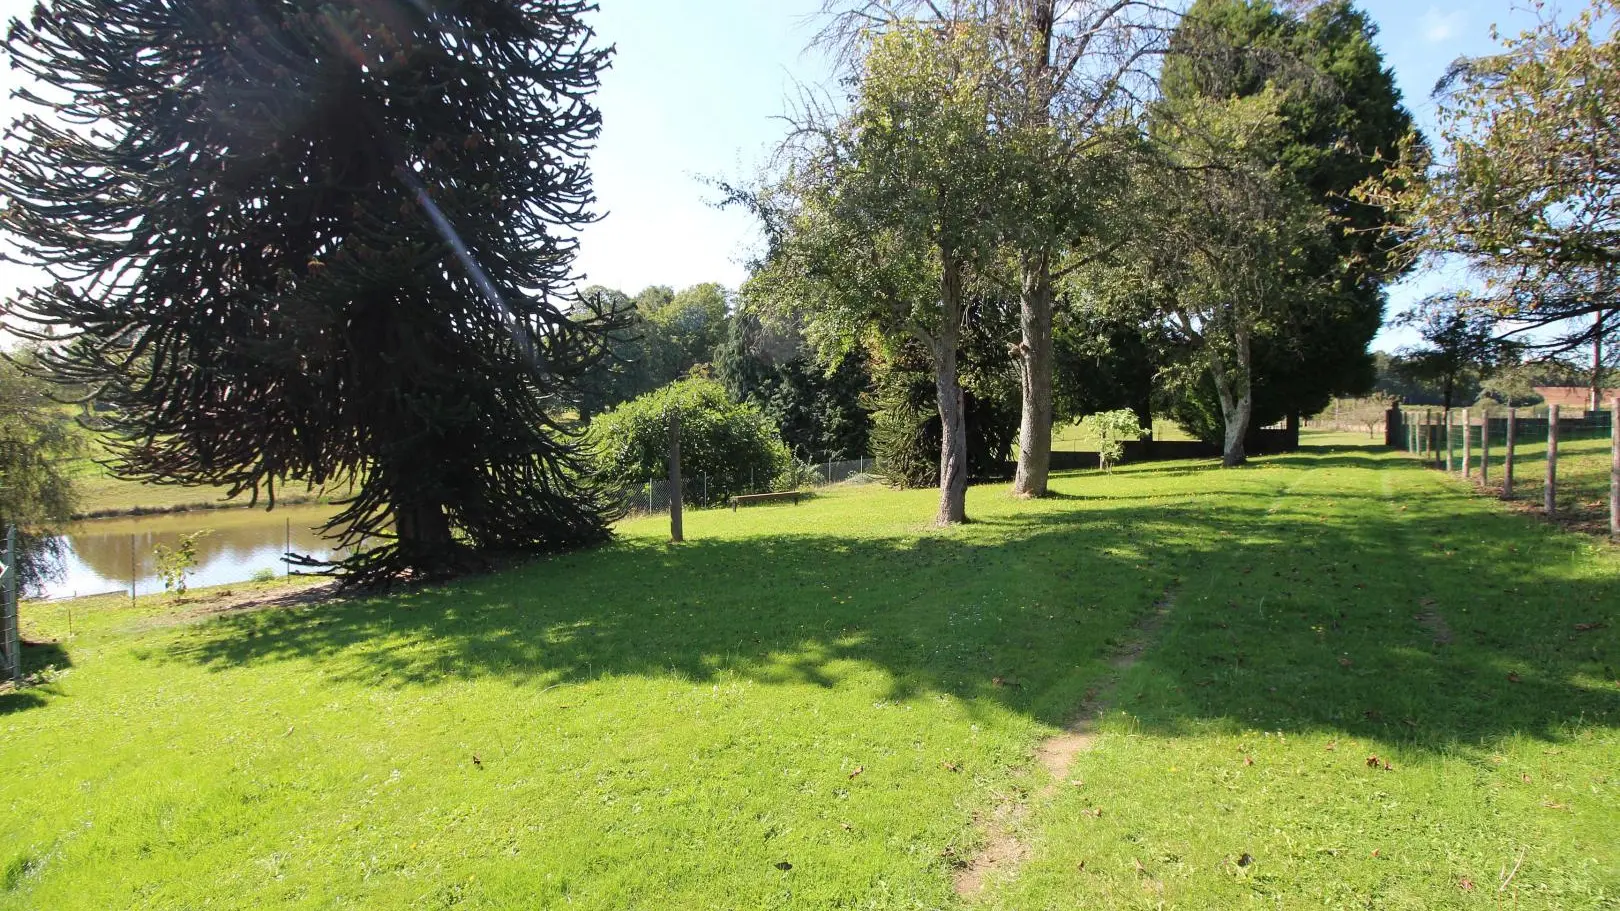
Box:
471 754 482 768
1082 807 1103 818
1521 774 1532 783
991 675 1023 689
1507 672 1522 683
1133 858 1148 876
1460 876 1475 892
1542 800 1569 810
1338 657 1354 668
1574 622 1606 633
1243 755 1254 767
941 760 961 773
848 766 864 779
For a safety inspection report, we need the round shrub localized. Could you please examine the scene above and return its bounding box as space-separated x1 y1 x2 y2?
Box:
587 377 791 507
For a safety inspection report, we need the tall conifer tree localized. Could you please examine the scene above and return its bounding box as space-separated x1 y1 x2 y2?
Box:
1 0 621 585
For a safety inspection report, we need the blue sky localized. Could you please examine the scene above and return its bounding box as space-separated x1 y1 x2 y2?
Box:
0 0 1552 351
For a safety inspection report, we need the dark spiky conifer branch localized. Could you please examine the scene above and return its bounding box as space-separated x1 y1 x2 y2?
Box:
1 0 624 587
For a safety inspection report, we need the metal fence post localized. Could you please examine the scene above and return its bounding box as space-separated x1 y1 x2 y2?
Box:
4 525 18 686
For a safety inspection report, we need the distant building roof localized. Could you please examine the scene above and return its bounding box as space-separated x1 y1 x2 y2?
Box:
1533 386 1619 410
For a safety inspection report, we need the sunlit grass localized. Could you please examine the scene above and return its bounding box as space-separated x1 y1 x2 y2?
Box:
3 442 1616 909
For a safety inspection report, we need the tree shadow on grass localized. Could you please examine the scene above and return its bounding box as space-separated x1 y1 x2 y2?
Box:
161 458 1620 756
0 639 72 715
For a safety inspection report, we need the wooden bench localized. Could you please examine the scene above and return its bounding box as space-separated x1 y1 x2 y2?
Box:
729 491 803 511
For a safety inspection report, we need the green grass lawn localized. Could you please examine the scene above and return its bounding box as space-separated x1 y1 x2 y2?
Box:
1441 434 1617 535
4 443 1617 909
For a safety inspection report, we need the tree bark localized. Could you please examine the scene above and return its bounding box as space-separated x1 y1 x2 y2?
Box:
394 498 453 557
1208 326 1252 467
932 260 969 525
1012 253 1054 498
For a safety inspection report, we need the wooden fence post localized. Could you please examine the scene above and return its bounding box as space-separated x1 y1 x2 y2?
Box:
669 408 683 543
1462 407 1472 478
1480 407 1490 486
1611 397 1619 538
1503 408 1516 500
1445 410 1455 472
1545 404 1559 517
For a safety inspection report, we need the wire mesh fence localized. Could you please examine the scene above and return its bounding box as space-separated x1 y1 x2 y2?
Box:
612 457 876 517
1393 403 1620 535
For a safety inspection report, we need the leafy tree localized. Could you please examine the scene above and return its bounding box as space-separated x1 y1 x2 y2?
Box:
818 0 1168 498
576 286 658 423
1075 409 1146 471
1364 0 1619 403
1396 295 1512 412
0 0 621 586
1163 0 1419 430
586 378 790 508
714 308 872 461
866 307 1020 489
652 283 731 376
154 530 210 597
0 354 84 593
1127 88 1331 465
1373 351 1481 407
746 22 1003 524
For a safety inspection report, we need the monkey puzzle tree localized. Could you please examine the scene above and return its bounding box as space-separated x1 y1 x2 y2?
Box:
0 0 621 585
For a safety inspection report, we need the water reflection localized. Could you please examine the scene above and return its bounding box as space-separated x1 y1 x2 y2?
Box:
39 505 346 600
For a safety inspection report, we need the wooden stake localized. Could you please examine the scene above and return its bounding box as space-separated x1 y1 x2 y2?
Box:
1480 407 1490 486
1462 407 1472 477
1545 404 1559 517
669 407 684 543
1610 397 1618 538
1503 408 1516 500
1445 410 1455 473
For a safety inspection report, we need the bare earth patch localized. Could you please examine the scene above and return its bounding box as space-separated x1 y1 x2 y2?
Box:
1416 600 1453 646
953 588 1176 898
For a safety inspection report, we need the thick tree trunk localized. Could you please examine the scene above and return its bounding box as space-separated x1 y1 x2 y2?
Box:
1208 328 1252 467
394 498 453 557
933 261 969 525
1013 254 1054 498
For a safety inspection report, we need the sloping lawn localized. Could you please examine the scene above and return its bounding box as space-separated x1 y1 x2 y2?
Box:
3 445 1616 909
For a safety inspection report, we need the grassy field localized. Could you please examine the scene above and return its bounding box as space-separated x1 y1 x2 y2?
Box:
3 441 1617 909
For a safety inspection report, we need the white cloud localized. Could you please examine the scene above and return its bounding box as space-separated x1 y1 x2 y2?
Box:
1422 7 1467 44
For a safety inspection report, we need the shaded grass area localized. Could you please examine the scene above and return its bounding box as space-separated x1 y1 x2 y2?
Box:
3 446 1617 909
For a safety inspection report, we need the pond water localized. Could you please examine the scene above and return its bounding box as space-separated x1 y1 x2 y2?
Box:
37 505 347 601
